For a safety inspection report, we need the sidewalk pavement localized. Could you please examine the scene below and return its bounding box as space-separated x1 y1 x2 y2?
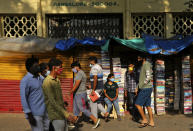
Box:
0 113 192 131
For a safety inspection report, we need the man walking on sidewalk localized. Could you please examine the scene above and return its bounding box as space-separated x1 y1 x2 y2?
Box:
71 61 100 129
135 56 155 128
20 57 50 131
42 58 76 131
88 56 109 119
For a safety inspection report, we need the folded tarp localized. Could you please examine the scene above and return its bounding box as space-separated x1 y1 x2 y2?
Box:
0 36 58 53
55 37 106 51
143 34 193 55
101 36 147 52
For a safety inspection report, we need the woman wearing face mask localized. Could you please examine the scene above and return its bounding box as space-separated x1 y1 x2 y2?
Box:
104 74 121 121
40 63 50 79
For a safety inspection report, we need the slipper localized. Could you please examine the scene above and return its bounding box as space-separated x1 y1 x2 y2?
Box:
148 124 155 128
138 123 149 128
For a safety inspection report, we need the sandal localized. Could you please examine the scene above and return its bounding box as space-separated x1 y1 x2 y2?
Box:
148 124 155 128
138 123 149 128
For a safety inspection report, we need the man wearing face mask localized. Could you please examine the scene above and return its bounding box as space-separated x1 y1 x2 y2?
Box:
40 63 50 79
42 58 76 131
124 63 141 122
88 56 108 119
71 61 100 129
20 57 50 131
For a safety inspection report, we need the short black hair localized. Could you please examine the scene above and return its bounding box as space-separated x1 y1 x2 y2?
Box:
40 62 48 73
25 57 39 72
48 58 62 71
71 61 81 69
88 56 97 63
107 73 114 82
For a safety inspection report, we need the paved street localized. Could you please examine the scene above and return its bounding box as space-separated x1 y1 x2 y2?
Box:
0 113 192 131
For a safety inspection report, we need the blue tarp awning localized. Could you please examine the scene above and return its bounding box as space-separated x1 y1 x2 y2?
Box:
143 34 193 55
55 37 106 51
55 34 193 55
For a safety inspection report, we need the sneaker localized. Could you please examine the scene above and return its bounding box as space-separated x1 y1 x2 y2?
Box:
117 115 121 121
92 119 100 129
68 124 75 129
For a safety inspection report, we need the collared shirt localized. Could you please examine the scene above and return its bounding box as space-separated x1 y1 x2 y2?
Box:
20 72 46 116
90 64 104 89
124 71 137 93
42 75 69 121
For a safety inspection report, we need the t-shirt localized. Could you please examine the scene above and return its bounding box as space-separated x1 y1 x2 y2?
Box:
138 61 153 89
74 70 87 94
90 64 104 90
104 82 119 99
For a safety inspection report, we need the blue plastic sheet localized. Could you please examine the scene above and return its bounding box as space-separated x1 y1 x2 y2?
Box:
143 34 193 55
55 37 106 51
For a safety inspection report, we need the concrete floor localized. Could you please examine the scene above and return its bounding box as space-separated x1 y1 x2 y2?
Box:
0 113 192 131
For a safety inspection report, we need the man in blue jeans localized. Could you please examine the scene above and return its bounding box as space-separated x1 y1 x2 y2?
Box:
20 57 50 131
135 56 154 128
71 61 100 129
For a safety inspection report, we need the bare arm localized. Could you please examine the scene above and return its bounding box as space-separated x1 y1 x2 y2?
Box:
113 88 119 100
92 75 98 91
71 80 81 93
104 89 112 101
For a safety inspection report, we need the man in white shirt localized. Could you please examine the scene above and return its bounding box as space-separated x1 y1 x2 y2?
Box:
88 56 109 119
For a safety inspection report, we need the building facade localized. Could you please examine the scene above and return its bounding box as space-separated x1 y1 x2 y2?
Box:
0 0 193 113
0 0 193 39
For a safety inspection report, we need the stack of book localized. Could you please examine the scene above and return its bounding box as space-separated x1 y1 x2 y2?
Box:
112 58 124 116
182 56 192 114
155 60 166 115
101 51 111 84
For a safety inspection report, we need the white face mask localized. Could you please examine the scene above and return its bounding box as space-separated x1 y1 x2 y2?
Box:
89 64 93 68
45 70 50 76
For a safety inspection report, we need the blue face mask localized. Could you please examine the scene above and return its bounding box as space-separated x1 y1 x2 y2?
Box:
72 68 77 73
110 78 115 82
45 70 50 76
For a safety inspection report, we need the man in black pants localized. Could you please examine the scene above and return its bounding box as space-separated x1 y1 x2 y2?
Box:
124 64 141 122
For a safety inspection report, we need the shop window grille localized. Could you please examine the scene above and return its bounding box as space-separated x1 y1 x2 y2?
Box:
173 14 193 35
132 14 165 37
2 15 37 37
47 14 123 39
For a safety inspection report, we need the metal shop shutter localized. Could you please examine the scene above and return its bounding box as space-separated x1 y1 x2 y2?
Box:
0 52 74 113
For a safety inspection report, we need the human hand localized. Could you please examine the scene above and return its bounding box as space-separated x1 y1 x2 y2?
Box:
135 88 138 96
70 89 74 94
109 98 114 101
91 90 95 95
28 113 36 126
88 84 91 89
124 91 128 98
67 115 77 123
